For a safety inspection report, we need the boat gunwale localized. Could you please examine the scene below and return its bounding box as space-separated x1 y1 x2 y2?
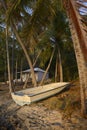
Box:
12 83 70 97
27 84 68 97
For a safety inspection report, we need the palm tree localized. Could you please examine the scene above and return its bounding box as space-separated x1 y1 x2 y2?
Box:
11 22 37 87
1 0 87 116
1 0 37 87
39 46 55 85
58 47 63 82
16 0 87 116
6 25 13 93
63 0 87 116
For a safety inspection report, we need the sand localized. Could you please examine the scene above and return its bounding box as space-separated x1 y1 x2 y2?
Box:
0 82 87 130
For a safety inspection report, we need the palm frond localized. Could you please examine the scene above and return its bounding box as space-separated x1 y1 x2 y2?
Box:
22 0 53 38
6 0 31 25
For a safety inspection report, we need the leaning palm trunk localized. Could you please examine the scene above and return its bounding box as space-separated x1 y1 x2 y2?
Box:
23 50 42 89
40 47 55 86
63 0 87 116
1 0 37 87
33 50 42 67
69 20 86 116
11 22 37 87
6 26 13 93
23 74 29 89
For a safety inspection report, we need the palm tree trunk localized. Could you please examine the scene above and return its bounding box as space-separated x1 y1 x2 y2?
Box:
69 19 86 116
55 55 58 82
23 50 42 88
55 46 63 82
33 50 42 67
11 35 14 82
15 59 18 83
58 48 63 82
63 0 87 116
11 22 37 87
4 60 7 82
6 26 13 93
23 74 29 89
40 47 55 86
1 0 14 92
20 59 23 82
1 0 37 87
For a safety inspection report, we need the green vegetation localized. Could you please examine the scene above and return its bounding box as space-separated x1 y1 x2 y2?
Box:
0 0 78 83
0 0 87 117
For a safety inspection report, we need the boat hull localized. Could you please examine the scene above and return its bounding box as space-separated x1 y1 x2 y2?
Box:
11 82 69 106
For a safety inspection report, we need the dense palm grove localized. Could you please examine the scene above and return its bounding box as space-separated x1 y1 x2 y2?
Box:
0 0 87 116
0 0 77 82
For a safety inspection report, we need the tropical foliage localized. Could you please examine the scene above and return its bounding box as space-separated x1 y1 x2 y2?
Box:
0 0 87 116
0 0 77 83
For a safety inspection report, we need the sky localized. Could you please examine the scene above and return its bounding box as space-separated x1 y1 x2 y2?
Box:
78 1 87 15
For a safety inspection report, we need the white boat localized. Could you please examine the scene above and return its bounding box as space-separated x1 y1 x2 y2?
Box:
11 82 69 106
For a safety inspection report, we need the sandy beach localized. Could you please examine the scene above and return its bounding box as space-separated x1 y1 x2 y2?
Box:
0 82 87 130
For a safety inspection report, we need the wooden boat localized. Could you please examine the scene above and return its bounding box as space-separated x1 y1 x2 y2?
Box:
11 82 69 106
